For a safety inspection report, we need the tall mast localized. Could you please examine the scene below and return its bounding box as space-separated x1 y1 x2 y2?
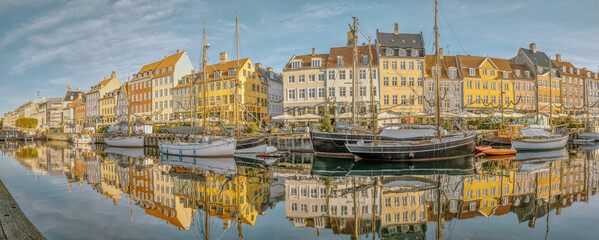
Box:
202 21 208 139
549 65 553 128
434 0 442 141
127 70 131 137
500 75 504 126
190 68 195 128
352 16 358 126
234 11 240 136
367 38 377 144
535 65 540 122
585 76 590 131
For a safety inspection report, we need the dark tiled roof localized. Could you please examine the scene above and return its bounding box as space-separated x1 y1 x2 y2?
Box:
377 31 424 49
520 48 557 69
256 67 283 83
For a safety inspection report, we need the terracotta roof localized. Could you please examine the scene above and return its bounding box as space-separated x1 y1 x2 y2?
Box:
552 60 575 69
456 55 485 78
509 63 533 80
283 53 329 70
326 45 378 67
424 54 458 78
489 58 513 72
138 51 187 77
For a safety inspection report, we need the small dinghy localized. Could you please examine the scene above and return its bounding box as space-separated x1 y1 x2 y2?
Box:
482 148 517 156
475 146 492 152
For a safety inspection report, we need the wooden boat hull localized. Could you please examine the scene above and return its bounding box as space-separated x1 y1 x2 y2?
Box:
310 130 422 157
511 135 568 151
345 134 476 161
482 148 517 156
105 136 145 148
159 138 237 157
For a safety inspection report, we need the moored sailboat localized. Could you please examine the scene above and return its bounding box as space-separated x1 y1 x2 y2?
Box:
345 1 476 161
105 73 145 148
159 22 237 158
511 125 568 151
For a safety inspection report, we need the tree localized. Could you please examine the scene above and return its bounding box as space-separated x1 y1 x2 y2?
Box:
15 118 37 129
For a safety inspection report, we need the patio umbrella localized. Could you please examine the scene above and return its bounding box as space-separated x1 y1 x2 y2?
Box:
272 114 296 120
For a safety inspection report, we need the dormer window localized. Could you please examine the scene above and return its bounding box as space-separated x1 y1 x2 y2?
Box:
448 68 457 79
576 69 580 74
385 48 393 56
595 74 598 79
537 67 543 74
411 49 419 57
525 71 531 78
361 55 369 65
431 66 437 78
399 49 407 57
503 71 508 78
311 59 321 68
155 70 160 75
168 66 172 72
587 72 591 77
568 68 573 73
291 61 302 69
469 68 475 76
337 56 343 66
162 68 166 74
214 71 220 78
228 68 235 77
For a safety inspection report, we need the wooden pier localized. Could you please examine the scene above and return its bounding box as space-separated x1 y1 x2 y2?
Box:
0 179 46 240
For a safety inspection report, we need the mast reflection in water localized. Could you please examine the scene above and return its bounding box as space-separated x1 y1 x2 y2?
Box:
1 141 599 239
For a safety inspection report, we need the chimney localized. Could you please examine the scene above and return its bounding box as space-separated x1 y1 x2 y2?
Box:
164 55 167 59
439 48 444 59
556 54 561 62
220 52 228 64
255 63 262 69
394 23 399 35
347 31 354 47
529 43 536 53
583 67 587 71
266 67 273 71
176 49 181 54
312 48 315 56
111 71 116 78
104 77 107 80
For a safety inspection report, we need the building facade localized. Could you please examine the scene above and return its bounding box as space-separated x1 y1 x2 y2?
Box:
149 49 194 123
85 71 121 126
377 24 425 114
424 52 462 113
510 64 535 112
283 49 328 116
512 43 561 115
326 45 379 115
256 63 284 117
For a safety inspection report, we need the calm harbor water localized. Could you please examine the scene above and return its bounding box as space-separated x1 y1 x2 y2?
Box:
1 141 599 239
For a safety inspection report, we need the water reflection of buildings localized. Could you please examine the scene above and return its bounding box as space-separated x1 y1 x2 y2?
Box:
5 143 599 238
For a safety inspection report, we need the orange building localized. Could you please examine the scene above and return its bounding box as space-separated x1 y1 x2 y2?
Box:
74 98 86 124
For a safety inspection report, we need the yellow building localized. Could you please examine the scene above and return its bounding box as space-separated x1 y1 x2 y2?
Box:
191 52 268 124
99 88 120 125
380 180 427 237
458 56 515 113
377 24 425 114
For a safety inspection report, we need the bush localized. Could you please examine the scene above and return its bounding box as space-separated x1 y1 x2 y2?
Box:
245 123 259 133
15 118 37 129
319 115 333 132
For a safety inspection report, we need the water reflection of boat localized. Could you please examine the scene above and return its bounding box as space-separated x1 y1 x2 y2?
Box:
159 154 236 175
513 149 568 161
104 147 145 159
311 156 476 177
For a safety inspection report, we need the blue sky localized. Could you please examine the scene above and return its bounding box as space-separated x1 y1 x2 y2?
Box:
1 0 598 114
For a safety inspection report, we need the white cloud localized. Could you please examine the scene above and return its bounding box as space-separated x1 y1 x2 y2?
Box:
8 0 195 92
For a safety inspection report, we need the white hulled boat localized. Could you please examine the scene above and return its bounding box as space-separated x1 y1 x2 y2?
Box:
160 136 237 157
511 126 567 151
105 136 144 148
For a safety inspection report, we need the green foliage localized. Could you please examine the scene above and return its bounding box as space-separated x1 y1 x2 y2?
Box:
245 123 259 133
481 161 498 174
97 126 108 133
319 114 333 132
442 120 454 131
15 118 37 129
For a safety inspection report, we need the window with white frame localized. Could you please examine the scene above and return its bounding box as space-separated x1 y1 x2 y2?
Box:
469 68 475 76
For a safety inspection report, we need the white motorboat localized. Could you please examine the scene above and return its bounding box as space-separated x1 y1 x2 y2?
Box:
511 126 567 151
73 135 95 144
159 136 237 157
105 136 144 148
579 132 599 140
